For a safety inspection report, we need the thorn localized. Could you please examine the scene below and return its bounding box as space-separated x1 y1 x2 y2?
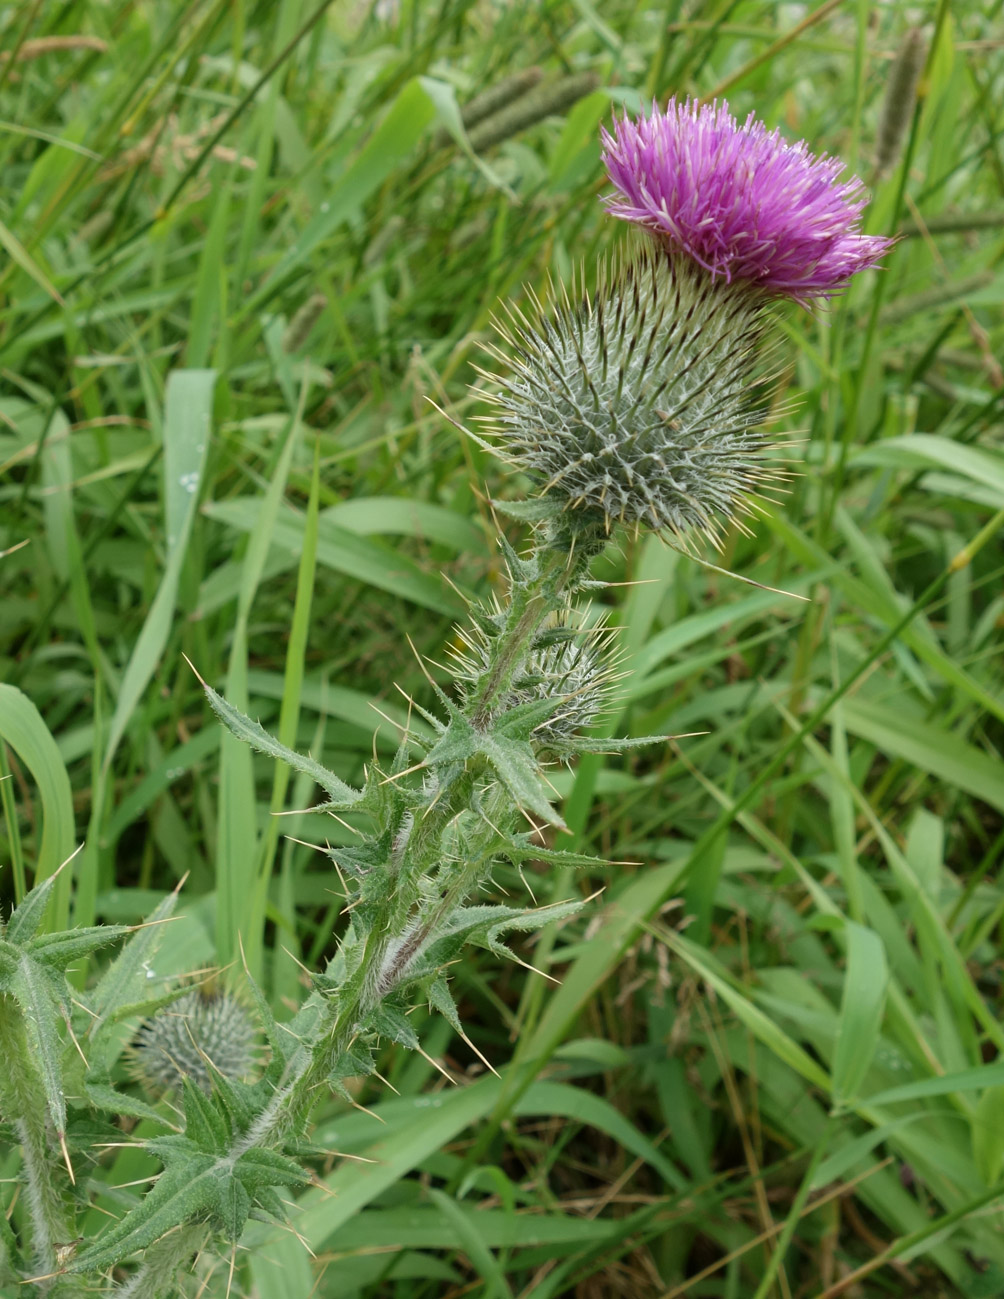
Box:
371 1067 400 1096
279 944 313 978
50 841 85 880
456 1027 500 1078
506 951 561 984
282 834 327 855
368 701 413 739
416 1043 458 1085
404 634 442 693
181 651 208 688
378 760 427 786
226 1246 237 1299
349 1098 386 1124
59 1132 75 1185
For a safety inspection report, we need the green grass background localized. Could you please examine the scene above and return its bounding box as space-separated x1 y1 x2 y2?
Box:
2 0 1004 1294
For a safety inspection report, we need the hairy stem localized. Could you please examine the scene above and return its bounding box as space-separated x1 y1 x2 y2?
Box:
0 997 75 1290
245 542 572 1143
467 542 572 726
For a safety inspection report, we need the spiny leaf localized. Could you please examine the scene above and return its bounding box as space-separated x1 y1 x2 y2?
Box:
371 1003 420 1050
563 733 672 754
27 925 128 968
216 1177 251 1241
5 871 60 944
70 1155 217 1272
479 732 567 829
203 681 361 806
233 1146 309 1191
182 1077 232 1154
497 831 608 871
83 1078 169 1127
427 975 462 1032
13 959 68 1136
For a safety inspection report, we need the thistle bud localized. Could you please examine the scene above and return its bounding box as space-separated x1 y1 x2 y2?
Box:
454 605 615 754
482 243 776 547
130 984 256 1095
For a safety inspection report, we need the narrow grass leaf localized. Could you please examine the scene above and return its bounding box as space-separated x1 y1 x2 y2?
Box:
102 370 215 771
427 1189 515 1299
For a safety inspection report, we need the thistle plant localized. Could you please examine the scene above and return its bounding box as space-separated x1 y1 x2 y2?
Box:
0 98 889 1296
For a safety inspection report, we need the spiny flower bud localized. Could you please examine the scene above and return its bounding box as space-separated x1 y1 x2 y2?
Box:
481 242 779 546
129 984 256 1095
454 604 616 753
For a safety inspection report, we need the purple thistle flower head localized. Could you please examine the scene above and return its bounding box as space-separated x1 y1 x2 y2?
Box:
601 98 892 302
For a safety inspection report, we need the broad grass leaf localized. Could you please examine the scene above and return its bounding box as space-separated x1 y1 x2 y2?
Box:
867 1061 1004 1107
202 499 465 617
851 435 1004 507
664 932 831 1091
838 697 1004 816
832 922 889 1107
974 1087 1004 1185
0 684 75 931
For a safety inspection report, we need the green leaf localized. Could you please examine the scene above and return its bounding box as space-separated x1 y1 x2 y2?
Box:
974 1087 1004 1185
83 1079 169 1127
13 957 68 1136
234 1147 309 1191
182 1078 231 1154
88 889 179 1032
838 697 1004 815
70 1154 217 1272
102 370 216 773
866 1060 1004 1107
427 1188 515 1299
27 925 127 967
0 684 75 930
664 932 831 1092
203 682 360 807
371 1004 420 1050
243 78 437 315
427 975 462 1031
497 833 607 871
851 434 1004 507
217 1177 251 1241
5 871 60 944
480 733 567 830
832 922 889 1107
201 498 465 618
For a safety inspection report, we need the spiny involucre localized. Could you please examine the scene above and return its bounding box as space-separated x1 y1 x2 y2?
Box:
130 984 256 1095
453 603 617 754
482 98 892 544
482 242 781 546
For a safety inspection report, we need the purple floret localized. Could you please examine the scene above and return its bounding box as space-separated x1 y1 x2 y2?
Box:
601 98 892 301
